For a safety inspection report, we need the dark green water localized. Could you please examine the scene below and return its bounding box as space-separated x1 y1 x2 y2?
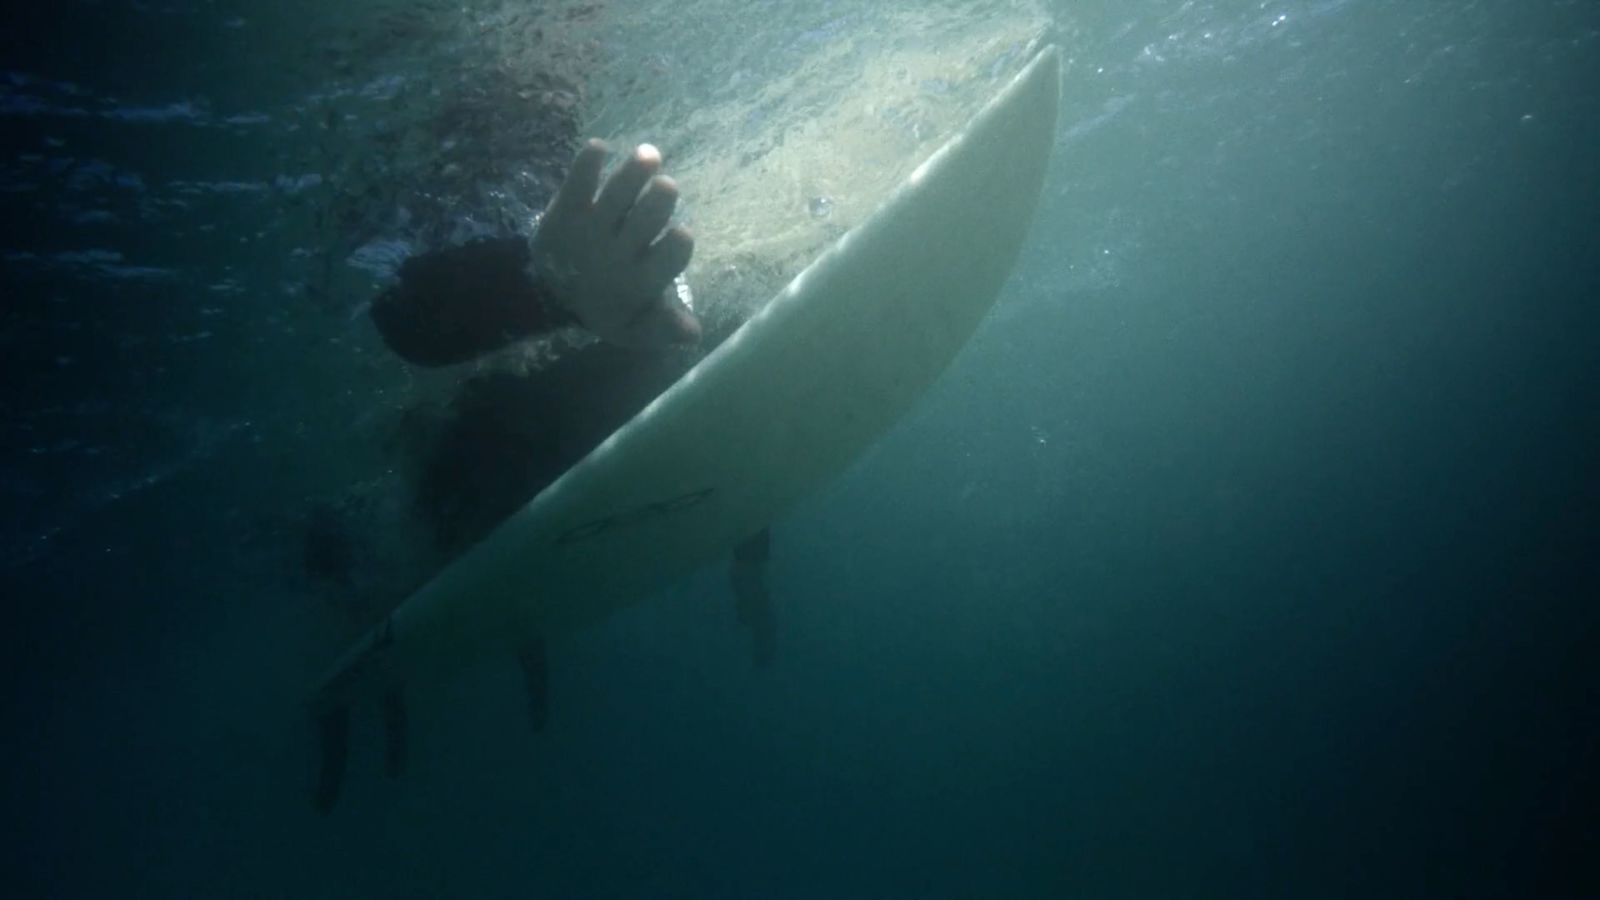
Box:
3 1 1596 896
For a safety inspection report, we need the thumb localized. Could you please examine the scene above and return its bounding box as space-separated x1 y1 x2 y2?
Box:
622 299 702 349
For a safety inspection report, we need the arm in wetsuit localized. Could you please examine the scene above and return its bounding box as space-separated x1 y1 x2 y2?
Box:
369 141 698 368
369 236 575 367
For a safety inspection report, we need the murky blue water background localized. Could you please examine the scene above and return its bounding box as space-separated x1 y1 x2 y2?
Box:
3 1 1596 896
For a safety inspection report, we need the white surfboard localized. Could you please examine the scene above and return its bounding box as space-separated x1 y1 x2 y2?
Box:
314 45 1061 710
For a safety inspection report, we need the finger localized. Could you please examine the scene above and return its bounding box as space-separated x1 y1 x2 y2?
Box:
643 224 694 286
548 139 608 217
620 175 678 254
593 143 662 228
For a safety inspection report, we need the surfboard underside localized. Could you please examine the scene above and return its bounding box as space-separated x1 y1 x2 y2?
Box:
314 44 1062 711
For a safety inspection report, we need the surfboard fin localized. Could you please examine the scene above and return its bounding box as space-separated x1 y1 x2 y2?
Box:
383 688 408 778
732 529 775 668
734 580 776 668
517 638 549 733
313 705 350 815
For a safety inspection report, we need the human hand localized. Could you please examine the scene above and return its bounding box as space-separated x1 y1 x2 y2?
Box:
530 139 701 348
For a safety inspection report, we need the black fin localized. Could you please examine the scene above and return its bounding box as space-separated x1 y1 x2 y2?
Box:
732 528 776 666
731 548 775 669
382 687 408 778
313 705 350 814
517 639 549 733
733 528 771 564
736 580 776 669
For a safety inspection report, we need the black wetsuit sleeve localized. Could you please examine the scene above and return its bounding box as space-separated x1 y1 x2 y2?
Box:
369 236 576 367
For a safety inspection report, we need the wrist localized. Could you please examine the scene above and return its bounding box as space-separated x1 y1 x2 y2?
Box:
522 215 580 328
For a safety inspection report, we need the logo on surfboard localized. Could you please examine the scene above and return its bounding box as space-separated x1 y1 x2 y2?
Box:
555 487 715 545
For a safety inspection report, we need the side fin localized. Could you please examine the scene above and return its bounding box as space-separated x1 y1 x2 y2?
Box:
732 528 776 668
517 639 549 733
383 688 408 778
313 706 350 814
